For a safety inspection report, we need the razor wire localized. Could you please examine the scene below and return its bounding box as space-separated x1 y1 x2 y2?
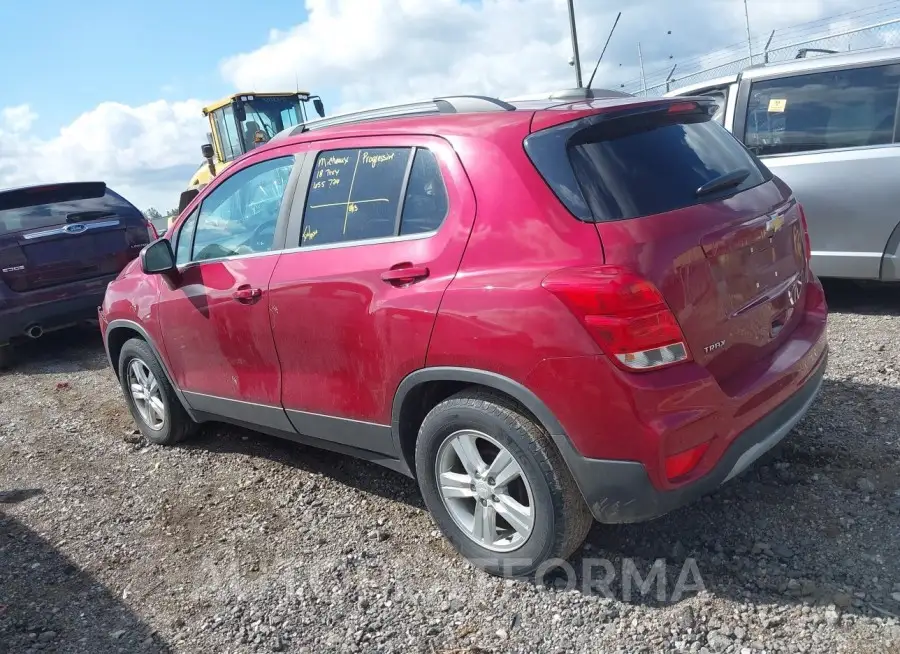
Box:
622 17 900 96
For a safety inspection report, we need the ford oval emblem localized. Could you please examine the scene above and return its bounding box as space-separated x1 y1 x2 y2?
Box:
64 223 88 234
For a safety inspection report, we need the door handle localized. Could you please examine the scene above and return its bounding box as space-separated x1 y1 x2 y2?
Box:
381 264 430 286
232 286 263 303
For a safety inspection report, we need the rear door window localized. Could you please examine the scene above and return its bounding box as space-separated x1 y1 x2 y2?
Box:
299 146 448 246
744 64 900 156
400 149 449 236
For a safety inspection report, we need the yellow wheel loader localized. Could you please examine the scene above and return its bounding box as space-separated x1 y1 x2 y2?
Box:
170 91 324 230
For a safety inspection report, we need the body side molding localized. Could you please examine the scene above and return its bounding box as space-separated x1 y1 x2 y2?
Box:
286 409 395 456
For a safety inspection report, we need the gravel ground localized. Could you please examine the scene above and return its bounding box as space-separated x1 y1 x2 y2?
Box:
1 280 899 654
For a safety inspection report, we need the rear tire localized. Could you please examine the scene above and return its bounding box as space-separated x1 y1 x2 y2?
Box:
415 388 593 578
117 338 195 445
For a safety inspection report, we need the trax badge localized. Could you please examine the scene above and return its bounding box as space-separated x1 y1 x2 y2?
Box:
704 340 726 354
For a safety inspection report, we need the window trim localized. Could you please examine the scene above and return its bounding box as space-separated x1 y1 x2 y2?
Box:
394 146 418 235
737 61 900 157
281 229 438 256
174 152 305 270
174 207 199 266
285 144 450 251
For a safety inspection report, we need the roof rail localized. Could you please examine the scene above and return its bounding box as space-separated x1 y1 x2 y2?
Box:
271 94 516 141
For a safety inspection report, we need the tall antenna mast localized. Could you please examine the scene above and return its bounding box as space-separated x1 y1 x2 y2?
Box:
566 0 584 88
587 11 622 89
744 0 753 61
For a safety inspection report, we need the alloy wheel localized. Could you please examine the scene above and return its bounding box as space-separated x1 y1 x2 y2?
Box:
127 359 166 431
435 429 535 553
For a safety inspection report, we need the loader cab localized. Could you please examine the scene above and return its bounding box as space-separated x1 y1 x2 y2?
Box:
185 91 325 191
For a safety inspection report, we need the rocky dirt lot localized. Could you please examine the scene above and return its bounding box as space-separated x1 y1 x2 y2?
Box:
1 281 899 654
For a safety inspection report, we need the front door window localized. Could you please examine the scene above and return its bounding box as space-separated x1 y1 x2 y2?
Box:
189 156 294 262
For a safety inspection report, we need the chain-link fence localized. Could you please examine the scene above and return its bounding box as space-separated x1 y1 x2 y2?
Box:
624 17 900 96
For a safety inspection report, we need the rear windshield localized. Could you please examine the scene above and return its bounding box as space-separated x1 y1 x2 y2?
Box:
0 183 140 236
525 105 769 222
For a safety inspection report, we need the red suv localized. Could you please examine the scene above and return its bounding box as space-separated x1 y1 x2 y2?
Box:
99 91 828 576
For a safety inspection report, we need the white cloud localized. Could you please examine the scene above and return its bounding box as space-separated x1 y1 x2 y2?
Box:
220 0 865 111
2 105 38 133
0 0 876 209
0 100 208 211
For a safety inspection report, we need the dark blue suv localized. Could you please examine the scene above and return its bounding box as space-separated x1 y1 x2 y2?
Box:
0 182 153 368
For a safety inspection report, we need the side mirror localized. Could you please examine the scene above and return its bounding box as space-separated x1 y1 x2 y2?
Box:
313 97 325 118
178 188 199 214
200 143 215 160
140 238 177 275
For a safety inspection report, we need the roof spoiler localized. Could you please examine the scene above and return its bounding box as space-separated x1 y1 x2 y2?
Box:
0 182 107 212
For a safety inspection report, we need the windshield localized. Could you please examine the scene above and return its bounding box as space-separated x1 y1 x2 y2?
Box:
240 97 307 151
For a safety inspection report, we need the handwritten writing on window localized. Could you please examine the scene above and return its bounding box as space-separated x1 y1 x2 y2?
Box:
301 147 411 246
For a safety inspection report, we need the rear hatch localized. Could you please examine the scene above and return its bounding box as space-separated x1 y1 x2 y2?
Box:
0 182 152 292
526 99 809 391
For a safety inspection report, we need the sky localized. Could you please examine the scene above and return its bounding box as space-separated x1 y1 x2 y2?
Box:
1 0 896 212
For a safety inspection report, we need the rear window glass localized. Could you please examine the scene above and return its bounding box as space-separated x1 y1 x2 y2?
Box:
0 183 139 236
525 107 769 222
569 115 767 221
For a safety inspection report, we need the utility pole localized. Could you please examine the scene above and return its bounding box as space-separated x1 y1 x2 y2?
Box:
566 0 584 88
638 42 647 95
744 0 753 62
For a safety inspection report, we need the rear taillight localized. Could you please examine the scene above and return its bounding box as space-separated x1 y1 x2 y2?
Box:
146 220 158 241
798 203 812 264
542 266 691 372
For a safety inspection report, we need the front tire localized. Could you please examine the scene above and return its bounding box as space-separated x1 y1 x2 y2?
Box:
117 338 195 445
415 389 593 577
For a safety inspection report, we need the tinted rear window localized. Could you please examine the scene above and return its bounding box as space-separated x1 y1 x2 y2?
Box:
525 105 769 222
0 183 140 236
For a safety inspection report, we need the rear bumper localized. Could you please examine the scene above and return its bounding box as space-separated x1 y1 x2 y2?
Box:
0 276 114 344
562 347 827 523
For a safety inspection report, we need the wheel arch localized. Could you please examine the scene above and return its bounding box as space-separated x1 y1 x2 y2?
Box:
880 218 900 281
105 319 198 421
391 367 569 479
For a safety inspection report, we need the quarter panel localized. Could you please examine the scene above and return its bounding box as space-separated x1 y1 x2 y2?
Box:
426 125 606 381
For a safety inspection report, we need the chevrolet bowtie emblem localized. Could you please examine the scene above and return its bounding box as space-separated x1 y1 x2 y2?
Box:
765 213 785 235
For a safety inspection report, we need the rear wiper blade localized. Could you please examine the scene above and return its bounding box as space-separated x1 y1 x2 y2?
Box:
695 169 751 197
66 211 116 223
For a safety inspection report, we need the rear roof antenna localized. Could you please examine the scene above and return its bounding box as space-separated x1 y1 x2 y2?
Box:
587 11 621 89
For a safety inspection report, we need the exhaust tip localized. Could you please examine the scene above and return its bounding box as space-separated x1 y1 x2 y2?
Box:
25 325 43 339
